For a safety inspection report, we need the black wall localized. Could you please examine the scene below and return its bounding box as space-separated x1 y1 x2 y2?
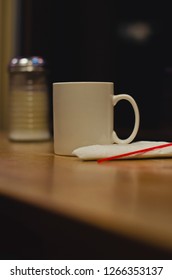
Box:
18 0 172 140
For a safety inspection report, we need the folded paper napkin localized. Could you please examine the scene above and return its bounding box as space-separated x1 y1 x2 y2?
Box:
72 141 172 161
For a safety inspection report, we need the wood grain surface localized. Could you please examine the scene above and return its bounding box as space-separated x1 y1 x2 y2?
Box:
0 132 172 253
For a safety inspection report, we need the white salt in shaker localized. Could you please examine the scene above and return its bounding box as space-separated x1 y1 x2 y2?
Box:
8 56 51 141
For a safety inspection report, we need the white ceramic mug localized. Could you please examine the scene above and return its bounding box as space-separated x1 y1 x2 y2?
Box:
53 82 140 155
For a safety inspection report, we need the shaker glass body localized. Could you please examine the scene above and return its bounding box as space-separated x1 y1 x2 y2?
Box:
8 57 51 141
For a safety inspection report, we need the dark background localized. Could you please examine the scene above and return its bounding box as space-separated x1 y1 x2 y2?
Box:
18 0 172 140
1 195 172 259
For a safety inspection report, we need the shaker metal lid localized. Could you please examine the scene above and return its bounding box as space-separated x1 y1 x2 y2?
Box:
9 56 46 72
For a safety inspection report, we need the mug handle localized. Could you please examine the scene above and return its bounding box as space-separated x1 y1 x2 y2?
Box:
112 94 140 144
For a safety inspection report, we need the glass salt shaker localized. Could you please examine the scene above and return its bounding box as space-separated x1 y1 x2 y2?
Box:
8 56 51 141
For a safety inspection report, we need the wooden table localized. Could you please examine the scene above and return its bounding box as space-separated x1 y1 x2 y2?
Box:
0 131 172 259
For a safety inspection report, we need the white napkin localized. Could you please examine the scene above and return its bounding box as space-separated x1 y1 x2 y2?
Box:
72 141 172 161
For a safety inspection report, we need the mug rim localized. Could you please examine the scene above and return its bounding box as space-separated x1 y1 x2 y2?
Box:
53 81 114 85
